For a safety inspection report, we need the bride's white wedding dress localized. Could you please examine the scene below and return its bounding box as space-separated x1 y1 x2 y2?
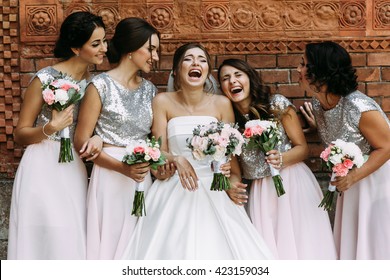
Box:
121 116 274 260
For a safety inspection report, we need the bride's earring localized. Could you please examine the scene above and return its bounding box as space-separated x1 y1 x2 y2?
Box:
128 53 132 60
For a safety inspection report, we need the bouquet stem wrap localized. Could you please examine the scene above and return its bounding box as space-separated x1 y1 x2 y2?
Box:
58 126 73 163
269 165 285 197
210 157 231 191
131 181 146 217
318 173 337 211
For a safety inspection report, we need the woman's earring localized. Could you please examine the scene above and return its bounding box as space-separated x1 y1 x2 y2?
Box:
129 54 132 60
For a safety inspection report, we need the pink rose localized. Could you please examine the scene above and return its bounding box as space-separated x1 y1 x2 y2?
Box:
61 83 72 91
332 163 349 177
343 158 354 169
148 147 161 161
250 125 264 136
244 128 253 138
134 146 145 154
320 146 332 161
217 136 229 147
42 89 55 105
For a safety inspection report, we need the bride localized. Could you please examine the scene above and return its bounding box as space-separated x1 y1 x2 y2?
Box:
121 43 274 260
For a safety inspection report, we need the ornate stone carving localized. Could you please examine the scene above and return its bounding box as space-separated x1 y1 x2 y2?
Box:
202 4 229 30
340 1 366 29
148 5 173 30
27 6 57 36
375 0 390 28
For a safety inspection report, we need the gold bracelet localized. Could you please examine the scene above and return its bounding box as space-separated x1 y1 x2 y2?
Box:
42 122 52 138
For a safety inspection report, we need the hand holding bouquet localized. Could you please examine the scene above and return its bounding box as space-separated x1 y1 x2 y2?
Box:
187 121 245 191
123 136 166 216
318 139 366 211
244 119 285 197
41 72 86 163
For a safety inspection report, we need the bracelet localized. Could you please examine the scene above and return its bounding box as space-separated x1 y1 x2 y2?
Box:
278 152 283 168
42 122 52 138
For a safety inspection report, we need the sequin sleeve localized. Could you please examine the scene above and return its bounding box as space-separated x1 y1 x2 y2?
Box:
269 94 296 120
345 92 383 130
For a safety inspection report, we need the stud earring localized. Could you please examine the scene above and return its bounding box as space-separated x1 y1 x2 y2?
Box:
129 54 132 60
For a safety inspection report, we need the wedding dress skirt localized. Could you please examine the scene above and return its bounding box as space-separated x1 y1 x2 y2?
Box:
121 116 274 260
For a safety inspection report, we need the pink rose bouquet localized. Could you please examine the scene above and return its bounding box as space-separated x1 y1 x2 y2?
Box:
41 73 86 163
243 119 285 197
187 121 245 191
319 139 366 211
122 136 166 216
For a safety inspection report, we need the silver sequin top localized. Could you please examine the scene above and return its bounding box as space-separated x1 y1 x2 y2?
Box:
34 66 87 141
92 73 157 147
240 94 293 179
313 90 390 154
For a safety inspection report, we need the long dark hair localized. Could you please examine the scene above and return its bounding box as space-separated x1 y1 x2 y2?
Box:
107 17 160 64
54 11 105 59
305 41 358 97
217 58 271 128
171 43 212 92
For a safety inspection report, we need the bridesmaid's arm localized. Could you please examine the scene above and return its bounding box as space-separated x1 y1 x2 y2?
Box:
333 110 390 192
219 95 248 205
272 106 309 168
14 77 74 145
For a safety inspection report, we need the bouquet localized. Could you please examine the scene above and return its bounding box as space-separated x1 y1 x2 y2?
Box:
318 139 366 211
122 136 166 216
187 121 245 191
41 72 86 163
244 119 285 197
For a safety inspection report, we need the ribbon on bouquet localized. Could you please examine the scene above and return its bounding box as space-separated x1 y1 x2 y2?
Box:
210 157 231 191
132 181 146 217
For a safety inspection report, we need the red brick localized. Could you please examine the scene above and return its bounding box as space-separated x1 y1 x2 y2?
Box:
10 58 18 66
308 143 324 158
277 84 305 98
247 55 276 68
368 53 390 66
4 51 11 58
356 68 380 82
0 119 5 126
6 125 13 134
291 70 300 83
367 83 390 97
36 58 58 70
20 58 35 72
7 141 14 149
277 54 302 68
382 98 390 112
158 55 173 70
20 73 34 87
350 53 366 67
382 67 390 81
260 69 289 83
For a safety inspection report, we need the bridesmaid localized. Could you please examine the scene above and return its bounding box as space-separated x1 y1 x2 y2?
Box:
74 17 165 259
298 41 390 259
7 11 107 259
218 58 337 259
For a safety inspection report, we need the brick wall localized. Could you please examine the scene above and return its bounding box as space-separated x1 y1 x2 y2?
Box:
1 0 390 259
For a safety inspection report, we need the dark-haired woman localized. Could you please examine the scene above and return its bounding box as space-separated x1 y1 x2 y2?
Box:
218 59 337 259
74 17 167 260
8 11 107 259
298 41 390 259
